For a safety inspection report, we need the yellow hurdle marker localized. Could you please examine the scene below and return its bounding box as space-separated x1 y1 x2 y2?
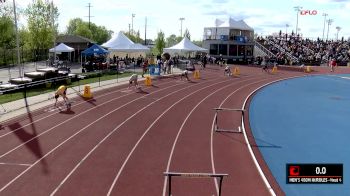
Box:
305 66 312 73
233 67 240 76
194 70 200 79
82 85 93 98
271 65 278 74
145 75 152 86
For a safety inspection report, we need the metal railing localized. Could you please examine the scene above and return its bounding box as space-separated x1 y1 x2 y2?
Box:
253 41 275 57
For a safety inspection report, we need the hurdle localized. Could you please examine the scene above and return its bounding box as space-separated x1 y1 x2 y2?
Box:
213 107 245 133
164 172 228 196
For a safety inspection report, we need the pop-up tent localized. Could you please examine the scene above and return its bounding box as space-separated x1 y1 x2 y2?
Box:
49 43 74 53
102 31 149 52
163 37 208 53
81 44 109 56
80 44 110 67
49 43 75 62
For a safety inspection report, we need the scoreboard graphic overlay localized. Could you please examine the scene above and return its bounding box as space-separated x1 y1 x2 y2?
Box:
287 164 343 184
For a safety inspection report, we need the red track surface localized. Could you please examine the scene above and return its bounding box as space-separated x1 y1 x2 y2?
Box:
0 65 348 196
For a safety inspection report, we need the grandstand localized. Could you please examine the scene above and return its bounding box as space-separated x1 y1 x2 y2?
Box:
256 34 350 66
202 18 350 67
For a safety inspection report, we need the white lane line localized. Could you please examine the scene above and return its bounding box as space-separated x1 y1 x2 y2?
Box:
0 75 216 193
0 93 138 159
0 75 209 138
209 77 272 194
0 162 31 167
240 76 302 196
50 76 222 196
161 76 264 196
107 78 234 196
0 81 161 138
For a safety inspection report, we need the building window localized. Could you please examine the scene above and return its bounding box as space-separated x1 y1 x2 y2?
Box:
219 44 227 55
238 45 245 56
229 45 237 56
210 44 218 55
246 45 253 56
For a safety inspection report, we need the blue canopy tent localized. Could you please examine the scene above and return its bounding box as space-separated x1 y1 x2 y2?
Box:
81 44 109 56
81 44 110 71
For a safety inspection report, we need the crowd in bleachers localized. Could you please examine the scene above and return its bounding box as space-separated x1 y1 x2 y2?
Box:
256 34 350 66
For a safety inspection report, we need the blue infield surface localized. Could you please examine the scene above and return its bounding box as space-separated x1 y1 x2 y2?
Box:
249 74 350 196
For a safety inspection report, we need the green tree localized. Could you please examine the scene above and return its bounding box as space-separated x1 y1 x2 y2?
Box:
192 40 203 47
183 28 191 40
0 12 15 50
75 24 93 40
124 30 144 44
65 17 113 44
166 34 181 47
66 18 83 35
153 31 165 55
135 30 142 43
0 4 16 65
25 0 59 52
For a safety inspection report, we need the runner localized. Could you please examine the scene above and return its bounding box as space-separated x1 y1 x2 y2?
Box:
261 57 269 72
181 70 189 81
330 58 337 72
54 85 70 108
224 65 232 76
128 74 139 89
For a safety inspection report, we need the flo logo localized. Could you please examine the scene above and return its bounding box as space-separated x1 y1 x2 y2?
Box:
289 166 300 176
300 10 318 15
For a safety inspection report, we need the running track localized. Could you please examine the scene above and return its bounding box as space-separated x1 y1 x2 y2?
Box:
0 65 338 195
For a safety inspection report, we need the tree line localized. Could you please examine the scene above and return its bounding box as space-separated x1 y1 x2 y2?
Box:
0 0 200 66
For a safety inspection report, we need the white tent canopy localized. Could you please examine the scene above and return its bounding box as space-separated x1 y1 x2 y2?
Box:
214 17 253 31
163 37 208 53
102 31 149 52
49 43 74 53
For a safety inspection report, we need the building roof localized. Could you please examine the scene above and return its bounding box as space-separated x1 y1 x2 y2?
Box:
56 35 95 44
212 17 254 31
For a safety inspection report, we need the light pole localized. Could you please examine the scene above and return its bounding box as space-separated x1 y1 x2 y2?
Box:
294 6 302 36
12 0 21 77
179 17 185 37
285 24 289 39
322 13 328 40
336 26 341 40
51 1 56 67
131 13 135 35
326 19 333 41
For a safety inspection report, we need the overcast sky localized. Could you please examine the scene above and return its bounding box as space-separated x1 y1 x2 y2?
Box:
12 0 350 41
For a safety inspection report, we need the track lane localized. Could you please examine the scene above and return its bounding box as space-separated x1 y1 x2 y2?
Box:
0 76 192 158
0 71 220 194
49 76 230 196
211 71 306 196
0 76 209 194
106 77 258 196
163 76 274 196
0 66 310 196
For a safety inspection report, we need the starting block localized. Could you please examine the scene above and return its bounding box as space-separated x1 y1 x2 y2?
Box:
193 70 200 79
145 76 152 86
213 107 245 133
82 85 93 98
